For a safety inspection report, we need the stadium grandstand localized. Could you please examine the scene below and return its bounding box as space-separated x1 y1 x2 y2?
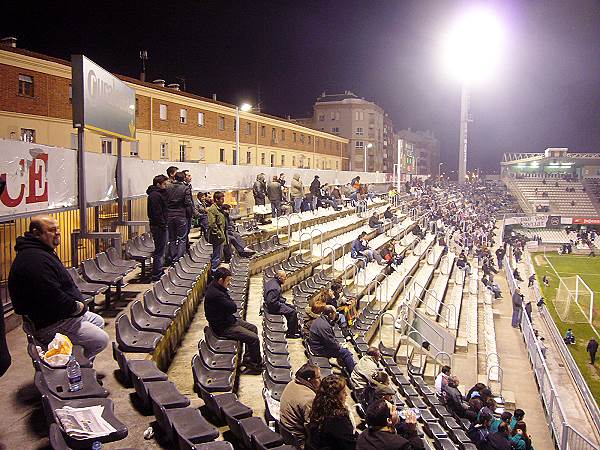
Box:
1 48 600 450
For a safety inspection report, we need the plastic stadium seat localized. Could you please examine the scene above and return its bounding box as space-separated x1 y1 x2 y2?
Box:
265 364 292 384
143 290 180 319
116 314 162 353
152 284 186 307
240 417 284 450
112 342 167 387
96 252 130 276
434 437 456 450
153 404 219 446
262 336 288 355
198 339 237 371
35 366 108 400
194 376 252 424
106 246 137 270
44 398 129 450
133 378 190 412
263 350 291 369
262 373 286 401
423 421 448 440
178 437 234 450
27 342 91 370
204 327 239 354
130 300 171 333
192 354 234 393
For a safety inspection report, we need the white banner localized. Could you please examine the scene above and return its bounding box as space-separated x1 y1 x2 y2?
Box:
504 215 549 228
0 139 390 218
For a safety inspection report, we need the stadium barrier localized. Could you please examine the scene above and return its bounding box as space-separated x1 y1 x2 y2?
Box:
504 253 600 450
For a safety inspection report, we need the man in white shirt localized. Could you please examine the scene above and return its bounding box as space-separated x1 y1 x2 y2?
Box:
435 365 451 396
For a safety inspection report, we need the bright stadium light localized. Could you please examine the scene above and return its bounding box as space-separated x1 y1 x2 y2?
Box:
442 7 505 83
442 7 505 185
240 103 252 112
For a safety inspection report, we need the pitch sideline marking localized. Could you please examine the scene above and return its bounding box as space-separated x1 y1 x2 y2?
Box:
543 255 600 339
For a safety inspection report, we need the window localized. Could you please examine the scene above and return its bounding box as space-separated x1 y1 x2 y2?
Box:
218 116 225 130
232 149 238 165
18 74 34 97
292 156 296 166
135 97 138 115
293 132 297 142
270 154 275 167
355 141 364 149
179 109 187 124
271 128 276 142
300 134 305 144
355 110 364 121
336 161 339 170
101 138 113 154
308 136 312 145
198 146 206 161
179 144 186 162
245 122 252 135
219 148 225 162
130 141 139 157
331 127 339 134
160 142 168 159
261 153 266 165
281 155 285 166
260 125 266 137
70 133 78 150
316 138 320 148
198 112 205 126
356 127 364 136
330 111 336 120
318 114 325 121
159 104 168 120
336 142 340 151
246 151 252 164
233 120 236 132
281 130 286 141
20 128 35 143
307 158 311 168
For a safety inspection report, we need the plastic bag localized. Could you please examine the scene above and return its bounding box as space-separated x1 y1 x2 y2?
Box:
41 333 73 367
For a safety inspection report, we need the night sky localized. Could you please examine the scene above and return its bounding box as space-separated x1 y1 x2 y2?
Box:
2 0 600 173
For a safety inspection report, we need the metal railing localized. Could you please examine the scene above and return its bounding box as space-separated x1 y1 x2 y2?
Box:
504 254 600 450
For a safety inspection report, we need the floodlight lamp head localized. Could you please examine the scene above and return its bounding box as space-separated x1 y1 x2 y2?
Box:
240 103 252 112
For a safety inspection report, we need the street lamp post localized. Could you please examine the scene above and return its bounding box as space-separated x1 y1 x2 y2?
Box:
365 142 373 172
235 103 252 166
438 162 445 178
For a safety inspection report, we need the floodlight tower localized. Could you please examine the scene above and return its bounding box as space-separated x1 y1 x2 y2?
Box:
443 8 504 185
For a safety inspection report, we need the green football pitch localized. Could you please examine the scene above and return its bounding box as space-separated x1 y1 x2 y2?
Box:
531 253 600 403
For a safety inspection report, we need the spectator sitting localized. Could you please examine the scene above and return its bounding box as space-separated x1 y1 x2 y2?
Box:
513 267 524 282
361 370 398 409
264 270 301 338
351 347 382 393
368 211 384 231
351 232 386 266
490 411 513 433
306 374 357 450
308 306 356 374
383 206 399 224
442 376 469 418
302 296 326 339
357 399 424 450
466 382 487 401
509 409 525 430
564 328 575 345
467 412 492 448
8 215 109 360
280 363 322 447
488 422 514 450
435 365 451 395
204 267 263 373
482 275 502 299
510 421 534 450
380 240 404 269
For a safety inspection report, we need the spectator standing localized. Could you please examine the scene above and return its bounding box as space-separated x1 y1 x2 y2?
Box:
309 175 321 211
166 165 179 184
182 170 196 249
587 338 598 364
196 192 209 237
166 171 191 264
8 216 109 360
204 268 263 373
306 374 357 450
308 306 356 374
290 174 304 213
267 176 283 217
252 173 268 224
495 247 505 269
147 174 169 281
263 270 301 338
207 191 228 275
511 287 524 328
280 363 321 447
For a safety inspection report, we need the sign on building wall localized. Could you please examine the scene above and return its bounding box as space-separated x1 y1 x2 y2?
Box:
72 55 136 140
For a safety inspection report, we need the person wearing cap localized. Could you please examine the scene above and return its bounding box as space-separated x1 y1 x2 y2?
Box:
309 175 321 211
356 399 423 450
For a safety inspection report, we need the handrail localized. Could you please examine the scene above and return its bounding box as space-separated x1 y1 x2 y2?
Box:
396 300 446 348
287 212 303 234
275 215 292 242
412 280 457 329
488 364 504 392
298 231 313 254
320 242 344 272
378 311 397 348
434 351 452 368
486 352 500 368
356 200 368 217
370 277 390 311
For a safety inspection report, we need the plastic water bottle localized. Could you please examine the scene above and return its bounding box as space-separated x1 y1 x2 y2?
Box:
66 356 83 392
92 442 102 450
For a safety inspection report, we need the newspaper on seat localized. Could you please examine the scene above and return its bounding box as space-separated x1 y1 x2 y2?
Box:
56 405 116 439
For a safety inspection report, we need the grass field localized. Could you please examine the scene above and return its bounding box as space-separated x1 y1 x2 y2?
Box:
531 253 600 403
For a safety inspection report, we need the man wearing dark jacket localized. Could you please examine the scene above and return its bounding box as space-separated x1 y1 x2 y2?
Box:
166 171 192 263
207 191 228 274
264 270 300 338
309 175 321 211
308 306 356 373
267 176 283 217
8 216 109 359
204 267 263 372
368 212 383 231
147 174 169 281
253 173 268 224
357 399 424 450
487 422 513 450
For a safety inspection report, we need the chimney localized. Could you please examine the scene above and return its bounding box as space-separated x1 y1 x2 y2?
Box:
0 37 17 48
152 79 165 87
212 94 217 101
166 83 180 91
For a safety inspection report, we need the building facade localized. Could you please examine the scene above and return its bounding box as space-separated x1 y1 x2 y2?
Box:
0 44 349 171
396 128 440 177
294 91 387 172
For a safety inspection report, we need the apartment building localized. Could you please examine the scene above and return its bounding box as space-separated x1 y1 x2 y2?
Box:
396 128 440 176
295 91 386 172
0 43 349 171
